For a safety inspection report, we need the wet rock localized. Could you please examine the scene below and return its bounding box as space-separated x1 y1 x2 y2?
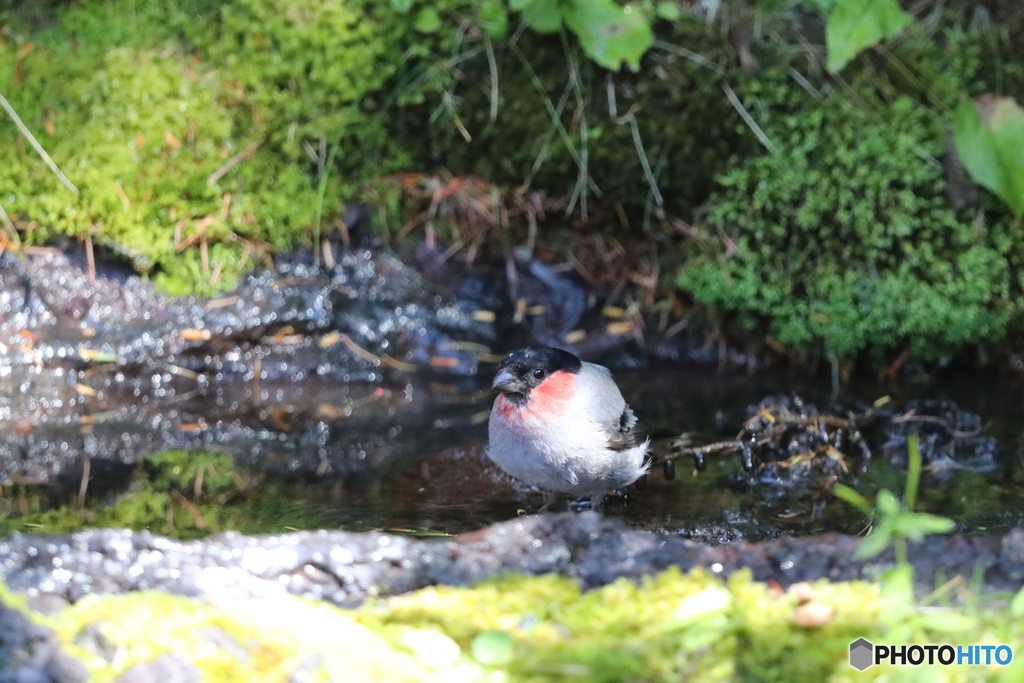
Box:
666 395 1003 499
0 592 87 683
0 246 498 487
880 399 1000 476
0 515 1020 609
0 240 686 490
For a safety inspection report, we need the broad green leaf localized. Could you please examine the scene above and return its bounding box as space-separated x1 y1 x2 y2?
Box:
516 0 562 32
471 630 513 665
833 484 873 515
826 0 913 73
953 96 1024 215
389 0 413 13
414 7 441 32
563 0 654 71
479 0 508 37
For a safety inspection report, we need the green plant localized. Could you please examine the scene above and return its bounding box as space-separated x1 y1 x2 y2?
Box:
954 94 1024 216
507 0 654 71
678 51 1019 363
834 433 955 566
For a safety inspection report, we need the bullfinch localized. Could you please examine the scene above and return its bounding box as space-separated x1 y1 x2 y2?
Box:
487 346 650 508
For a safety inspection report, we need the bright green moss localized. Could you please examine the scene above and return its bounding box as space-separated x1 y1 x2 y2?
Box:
678 32 1020 363
13 567 1024 682
0 0 461 295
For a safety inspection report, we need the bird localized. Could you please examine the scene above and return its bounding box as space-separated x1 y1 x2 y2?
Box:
486 346 650 509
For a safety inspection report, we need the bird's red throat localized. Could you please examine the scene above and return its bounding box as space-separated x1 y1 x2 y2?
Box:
496 370 576 422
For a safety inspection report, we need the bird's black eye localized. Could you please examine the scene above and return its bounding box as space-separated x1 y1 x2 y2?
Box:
532 368 545 380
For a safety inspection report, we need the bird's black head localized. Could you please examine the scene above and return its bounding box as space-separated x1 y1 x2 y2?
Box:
491 346 582 399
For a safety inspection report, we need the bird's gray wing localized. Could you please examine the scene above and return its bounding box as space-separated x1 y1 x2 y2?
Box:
580 363 639 451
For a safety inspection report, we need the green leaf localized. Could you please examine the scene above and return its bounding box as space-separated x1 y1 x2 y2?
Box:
520 0 563 33
414 7 441 32
892 512 955 540
953 96 1024 215
563 0 654 71
656 2 682 20
905 432 922 511
855 526 892 559
880 564 915 614
826 0 913 73
876 489 900 517
509 0 534 10
479 0 508 37
833 484 873 515
389 0 413 13
471 630 513 666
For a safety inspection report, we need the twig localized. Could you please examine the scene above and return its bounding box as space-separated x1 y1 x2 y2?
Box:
77 454 91 506
0 203 18 244
314 141 340 268
484 33 499 123
0 91 77 193
722 82 777 155
206 139 263 186
652 40 724 73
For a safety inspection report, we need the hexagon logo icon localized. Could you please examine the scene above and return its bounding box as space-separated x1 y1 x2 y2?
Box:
849 638 874 671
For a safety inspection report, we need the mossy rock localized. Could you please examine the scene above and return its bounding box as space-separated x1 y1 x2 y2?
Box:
8 567 1021 681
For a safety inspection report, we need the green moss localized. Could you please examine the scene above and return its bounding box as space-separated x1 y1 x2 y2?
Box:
0 0 463 295
0 450 339 538
678 28 1022 363
7 567 1021 682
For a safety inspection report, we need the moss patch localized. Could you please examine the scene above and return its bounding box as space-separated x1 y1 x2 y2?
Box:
678 26 1023 364
0 0 460 295
9 567 1019 682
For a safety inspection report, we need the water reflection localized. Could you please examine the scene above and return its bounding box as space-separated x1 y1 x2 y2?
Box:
3 360 1023 541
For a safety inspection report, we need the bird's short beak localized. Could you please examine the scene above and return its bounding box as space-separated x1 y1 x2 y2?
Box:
492 368 517 392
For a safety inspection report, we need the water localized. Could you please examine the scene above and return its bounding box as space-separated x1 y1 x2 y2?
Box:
4 361 1023 542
